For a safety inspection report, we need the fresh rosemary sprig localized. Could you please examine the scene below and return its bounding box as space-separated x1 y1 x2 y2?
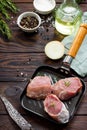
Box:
0 19 12 39
0 5 10 20
0 0 18 39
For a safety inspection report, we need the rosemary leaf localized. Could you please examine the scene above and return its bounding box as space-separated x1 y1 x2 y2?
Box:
4 0 19 13
0 5 10 20
64 80 71 87
0 19 12 39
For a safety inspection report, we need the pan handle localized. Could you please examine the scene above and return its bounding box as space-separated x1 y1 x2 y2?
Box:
68 24 87 58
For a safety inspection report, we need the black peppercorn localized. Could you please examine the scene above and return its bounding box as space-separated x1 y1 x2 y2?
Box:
20 16 39 29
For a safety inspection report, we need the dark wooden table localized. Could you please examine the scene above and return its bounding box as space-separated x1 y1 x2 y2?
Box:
0 0 87 130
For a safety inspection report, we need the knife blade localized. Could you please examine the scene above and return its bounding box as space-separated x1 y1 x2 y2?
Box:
0 95 32 130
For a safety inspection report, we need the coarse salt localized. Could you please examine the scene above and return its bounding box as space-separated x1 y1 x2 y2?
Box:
35 0 54 11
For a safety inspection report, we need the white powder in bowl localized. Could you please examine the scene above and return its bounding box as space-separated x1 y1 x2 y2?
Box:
34 0 55 12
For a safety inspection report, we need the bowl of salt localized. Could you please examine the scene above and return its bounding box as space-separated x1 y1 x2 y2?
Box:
33 0 56 15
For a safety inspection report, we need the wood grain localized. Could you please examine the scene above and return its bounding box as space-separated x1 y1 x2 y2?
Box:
0 0 87 130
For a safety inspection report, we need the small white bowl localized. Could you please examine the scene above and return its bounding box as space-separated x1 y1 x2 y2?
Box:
17 11 41 32
33 0 56 15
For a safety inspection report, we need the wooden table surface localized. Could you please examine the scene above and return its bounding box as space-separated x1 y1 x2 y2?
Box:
0 0 87 130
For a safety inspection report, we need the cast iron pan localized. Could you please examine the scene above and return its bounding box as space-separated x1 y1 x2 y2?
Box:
20 24 87 124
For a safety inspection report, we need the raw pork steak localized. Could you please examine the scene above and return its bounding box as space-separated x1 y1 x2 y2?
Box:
43 94 69 123
51 77 82 100
26 76 52 99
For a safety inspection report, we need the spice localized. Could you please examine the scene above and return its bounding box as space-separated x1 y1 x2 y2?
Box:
64 80 71 87
20 16 39 29
48 102 55 108
34 0 54 11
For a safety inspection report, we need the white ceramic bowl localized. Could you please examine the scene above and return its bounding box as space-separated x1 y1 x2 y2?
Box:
17 11 41 32
33 0 56 15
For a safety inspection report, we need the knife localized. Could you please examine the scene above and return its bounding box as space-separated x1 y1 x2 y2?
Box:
0 95 32 130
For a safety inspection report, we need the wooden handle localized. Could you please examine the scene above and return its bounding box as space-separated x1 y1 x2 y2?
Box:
68 24 87 58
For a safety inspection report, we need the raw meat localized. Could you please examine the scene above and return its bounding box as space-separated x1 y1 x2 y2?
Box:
43 94 69 123
51 77 82 100
26 76 52 99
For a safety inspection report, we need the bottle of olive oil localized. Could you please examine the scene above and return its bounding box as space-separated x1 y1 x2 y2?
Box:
55 0 82 35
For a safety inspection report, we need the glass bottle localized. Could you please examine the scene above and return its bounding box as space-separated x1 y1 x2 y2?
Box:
55 0 82 35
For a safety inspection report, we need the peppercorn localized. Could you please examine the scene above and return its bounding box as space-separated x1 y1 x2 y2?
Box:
20 16 39 29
